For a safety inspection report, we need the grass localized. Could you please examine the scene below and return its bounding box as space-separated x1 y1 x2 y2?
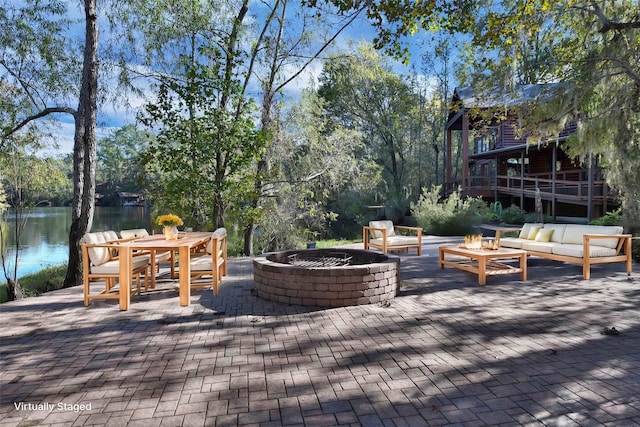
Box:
314 239 360 248
0 264 68 303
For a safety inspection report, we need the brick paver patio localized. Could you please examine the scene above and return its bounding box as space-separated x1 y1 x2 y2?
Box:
1 236 639 426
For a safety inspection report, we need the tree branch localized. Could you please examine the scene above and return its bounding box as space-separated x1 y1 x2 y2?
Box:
3 107 77 138
588 0 640 33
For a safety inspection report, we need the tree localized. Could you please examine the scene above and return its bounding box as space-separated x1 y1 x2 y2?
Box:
240 0 366 255
252 89 381 251
112 0 265 230
139 62 264 231
310 0 640 233
1 0 98 290
96 125 146 193
318 42 425 212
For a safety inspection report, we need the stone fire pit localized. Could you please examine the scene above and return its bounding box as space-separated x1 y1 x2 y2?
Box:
253 249 400 307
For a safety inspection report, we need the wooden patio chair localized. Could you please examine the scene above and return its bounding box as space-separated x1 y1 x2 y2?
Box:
120 228 175 287
189 228 228 296
363 220 423 255
81 231 148 306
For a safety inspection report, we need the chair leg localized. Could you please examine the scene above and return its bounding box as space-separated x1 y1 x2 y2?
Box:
84 279 90 306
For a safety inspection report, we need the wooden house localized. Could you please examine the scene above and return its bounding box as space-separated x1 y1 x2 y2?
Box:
444 84 618 222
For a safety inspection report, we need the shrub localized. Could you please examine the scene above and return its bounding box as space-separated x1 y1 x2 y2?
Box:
501 205 526 224
590 209 624 226
1 264 67 303
411 185 488 236
524 212 553 223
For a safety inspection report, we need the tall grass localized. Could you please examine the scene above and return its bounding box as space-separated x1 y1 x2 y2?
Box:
0 264 67 303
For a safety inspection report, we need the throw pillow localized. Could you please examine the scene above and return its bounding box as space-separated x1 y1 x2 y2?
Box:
535 228 554 242
527 226 542 240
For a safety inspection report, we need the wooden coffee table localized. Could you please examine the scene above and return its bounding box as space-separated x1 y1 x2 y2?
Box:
439 245 527 286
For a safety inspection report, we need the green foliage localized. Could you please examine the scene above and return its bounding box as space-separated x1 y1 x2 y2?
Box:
411 185 488 235
140 61 265 230
590 209 624 227
318 42 436 200
97 125 147 193
0 264 67 303
501 205 526 225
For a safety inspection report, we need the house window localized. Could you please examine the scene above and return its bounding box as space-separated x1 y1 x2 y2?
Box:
506 157 529 175
474 126 501 154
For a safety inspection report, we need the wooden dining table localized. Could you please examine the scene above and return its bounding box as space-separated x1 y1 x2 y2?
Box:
117 232 211 310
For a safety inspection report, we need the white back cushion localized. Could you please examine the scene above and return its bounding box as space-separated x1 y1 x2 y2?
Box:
83 232 110 266
562 225 623 248
518 223 543 239
369 220 395 238
207 228 227 254
541 224 567 243
120 228 149 239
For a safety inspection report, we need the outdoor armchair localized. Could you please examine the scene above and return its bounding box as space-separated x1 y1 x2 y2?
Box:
363 220 423 255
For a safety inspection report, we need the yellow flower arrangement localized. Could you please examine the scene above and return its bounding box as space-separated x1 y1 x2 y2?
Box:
156 214 183 227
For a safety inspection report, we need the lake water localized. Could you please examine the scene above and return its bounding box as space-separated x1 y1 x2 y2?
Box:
1 206 151 279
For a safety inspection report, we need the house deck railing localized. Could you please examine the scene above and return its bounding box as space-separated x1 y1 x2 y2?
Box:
448 174 616 204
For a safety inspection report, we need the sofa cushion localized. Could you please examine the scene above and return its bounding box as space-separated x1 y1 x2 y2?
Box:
369 220 396 238
541 224 567 243
521 241 558 254
527 226 542 240
561 225 623 248
370 235 419 247
552 244 618 258
535 228 554 242
519 223 543 239
499 237 527 249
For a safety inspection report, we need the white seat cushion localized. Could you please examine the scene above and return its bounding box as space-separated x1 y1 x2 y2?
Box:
91 256 148 275
499 237 527 249
552 244 618 258
521 241 558 254
370 235 419 247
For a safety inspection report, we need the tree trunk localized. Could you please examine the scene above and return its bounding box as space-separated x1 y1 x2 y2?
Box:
64 0 99 288
6 279 23 301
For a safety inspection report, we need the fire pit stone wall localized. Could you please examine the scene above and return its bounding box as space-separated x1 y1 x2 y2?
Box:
253 249 400 307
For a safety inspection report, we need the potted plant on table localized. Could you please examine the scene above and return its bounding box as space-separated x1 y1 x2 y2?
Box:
157 214 183 240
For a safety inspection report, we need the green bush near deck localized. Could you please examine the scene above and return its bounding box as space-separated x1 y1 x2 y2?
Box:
0 264 67 303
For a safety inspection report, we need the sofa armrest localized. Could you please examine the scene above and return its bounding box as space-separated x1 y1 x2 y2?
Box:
363 226 388 238
394 226 422 236
584 233 632 251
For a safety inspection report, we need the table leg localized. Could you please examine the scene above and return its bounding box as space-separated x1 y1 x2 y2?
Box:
520 253 527 281
149 249 156 289
119 246 132 311
179 246 191 307
478 256 487 286
439 248 444 268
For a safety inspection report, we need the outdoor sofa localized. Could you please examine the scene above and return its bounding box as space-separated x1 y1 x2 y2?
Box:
499 223 632 280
